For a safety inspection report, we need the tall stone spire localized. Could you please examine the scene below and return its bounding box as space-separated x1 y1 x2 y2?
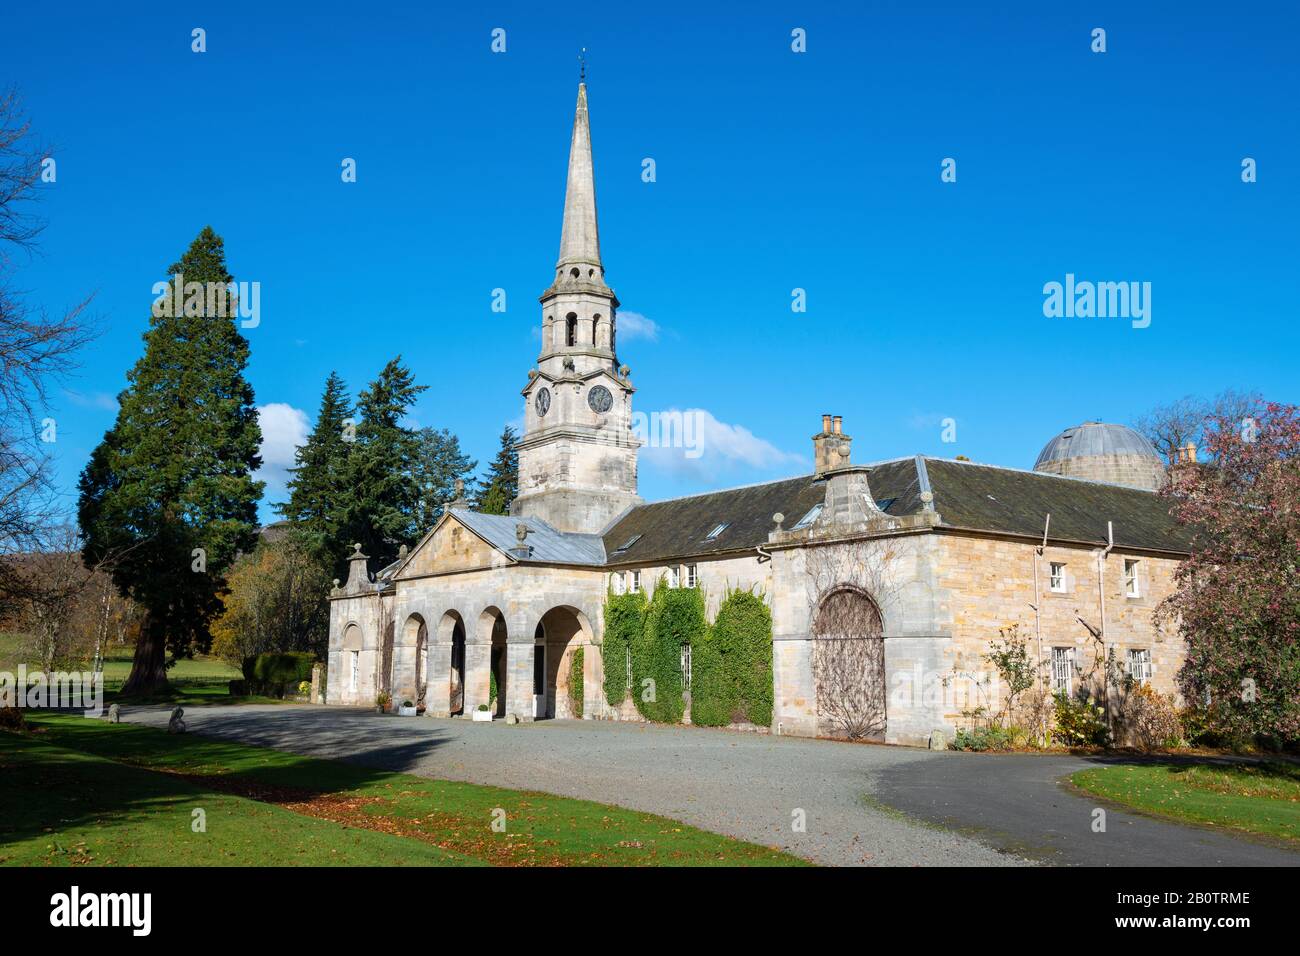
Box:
516 80 640 534
556 83 602 275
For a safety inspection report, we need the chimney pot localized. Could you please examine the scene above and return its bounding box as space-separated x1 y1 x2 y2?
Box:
832 415 843 435
821 413 832 434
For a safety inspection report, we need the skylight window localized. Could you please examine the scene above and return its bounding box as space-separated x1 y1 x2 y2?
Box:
793 504 823 530
704 522 729 541
613 533 642 553
875 497 897 512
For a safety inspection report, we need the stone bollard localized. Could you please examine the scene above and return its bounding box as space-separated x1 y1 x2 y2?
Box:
167 706 187 734
107 703 120 724
928 729 947 751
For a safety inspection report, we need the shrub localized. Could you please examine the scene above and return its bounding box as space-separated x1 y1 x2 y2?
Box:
710 588 773 727
568 647 584 719
489 666 498 705
376 691 391 711
243 651 316 697
951 725 1017 751
602 590 646 707
1179 702 1231 748
0 707 27 732
634 582 704 723
688 629 733 727
1052 692 1111 748
227 679 248 697
1121 684 1183 750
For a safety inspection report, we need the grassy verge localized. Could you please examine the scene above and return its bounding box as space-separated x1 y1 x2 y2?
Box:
1 714 806 867
1071 761 1300 844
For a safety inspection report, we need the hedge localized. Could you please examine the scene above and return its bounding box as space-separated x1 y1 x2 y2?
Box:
711 588 774 727
634 582 705 723
602 591 646 706
242 651 316 697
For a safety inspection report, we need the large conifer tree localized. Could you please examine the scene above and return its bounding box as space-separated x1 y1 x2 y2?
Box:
412 426 476 530
78 227 263 695
339 357 427 568
474 425 520 515
276 371 353 569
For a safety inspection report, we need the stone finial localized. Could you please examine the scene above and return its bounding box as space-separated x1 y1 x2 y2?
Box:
344 543 371 593
512 522 531 559
454 478 464 496
528 368 538 379
398 544 408 559
773 511 785 531
619 364 630 378
515 522 528 544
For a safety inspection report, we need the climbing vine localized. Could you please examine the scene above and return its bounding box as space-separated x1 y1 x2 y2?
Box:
602 590 646 706
569 647 584 718
634 582 705 724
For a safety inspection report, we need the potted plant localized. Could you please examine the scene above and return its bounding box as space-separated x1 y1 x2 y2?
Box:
375 691 392 714
397 699 417 717
472 703 493 722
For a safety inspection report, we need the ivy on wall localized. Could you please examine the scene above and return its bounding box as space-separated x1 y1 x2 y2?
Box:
635 582 705 724
712 588 774 727
602 590 646 707
569 646 584 718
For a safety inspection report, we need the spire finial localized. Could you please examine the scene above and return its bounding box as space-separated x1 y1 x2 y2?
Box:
578 47 587 83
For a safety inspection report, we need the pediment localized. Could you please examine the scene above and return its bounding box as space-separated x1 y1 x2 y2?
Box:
394 513 513 579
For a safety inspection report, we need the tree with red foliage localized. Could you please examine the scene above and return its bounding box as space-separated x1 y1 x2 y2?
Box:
1159 400 1300 745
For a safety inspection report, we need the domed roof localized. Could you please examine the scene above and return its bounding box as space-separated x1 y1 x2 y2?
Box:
1034 422 1160 470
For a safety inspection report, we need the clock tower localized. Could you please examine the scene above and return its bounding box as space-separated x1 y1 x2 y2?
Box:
513 81 642 534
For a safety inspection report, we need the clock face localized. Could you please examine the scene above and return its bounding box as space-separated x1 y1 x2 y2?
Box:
587 384 613 413
535 387 551 417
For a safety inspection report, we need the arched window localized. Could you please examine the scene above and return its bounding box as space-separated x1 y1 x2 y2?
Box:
566 313 577 347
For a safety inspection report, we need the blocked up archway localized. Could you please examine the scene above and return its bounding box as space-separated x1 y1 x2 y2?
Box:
811 587 886 740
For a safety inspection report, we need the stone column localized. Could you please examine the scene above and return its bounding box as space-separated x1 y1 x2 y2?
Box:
463 643 492 716
426 641 453 717
583 639 601 719
504 639 535 722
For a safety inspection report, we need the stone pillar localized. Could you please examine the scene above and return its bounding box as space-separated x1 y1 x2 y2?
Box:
310 663 323 704
505 639 535 722
463 643 492 716
426 641 453 717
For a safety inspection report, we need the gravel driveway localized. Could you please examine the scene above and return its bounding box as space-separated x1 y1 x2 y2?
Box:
117 704 1297 867
119 704 1015 866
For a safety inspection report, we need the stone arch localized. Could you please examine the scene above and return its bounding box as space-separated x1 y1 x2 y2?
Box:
536 605 594 719
340 624 366 707
810 586 886 740
565 312 578 347
438 610 467 716
395 613 428 712
478 606 508 717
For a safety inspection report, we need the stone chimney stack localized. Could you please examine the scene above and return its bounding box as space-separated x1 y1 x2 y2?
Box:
813 413 852 475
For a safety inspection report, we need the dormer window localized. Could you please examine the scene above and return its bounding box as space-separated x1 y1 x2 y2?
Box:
704 522 729 541
793 504 823 529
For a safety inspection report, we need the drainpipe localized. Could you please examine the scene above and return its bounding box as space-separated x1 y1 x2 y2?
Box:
1032 514 1049 743
1098 521 1114 731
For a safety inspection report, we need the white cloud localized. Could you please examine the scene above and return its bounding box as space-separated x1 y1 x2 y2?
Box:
639 407 804 481
617 310 660 342
256 402 310 494
63 389 119 412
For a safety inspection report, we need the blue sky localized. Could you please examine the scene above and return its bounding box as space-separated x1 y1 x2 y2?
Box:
4 1 1296 523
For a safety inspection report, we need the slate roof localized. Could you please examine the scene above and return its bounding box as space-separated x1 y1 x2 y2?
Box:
448 509 607 566
598 456 1191 566
438 457 1191 570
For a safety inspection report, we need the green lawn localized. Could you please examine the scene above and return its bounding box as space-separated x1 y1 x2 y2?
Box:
1071 761 1300 844
0 632 278 707
1 714 806 867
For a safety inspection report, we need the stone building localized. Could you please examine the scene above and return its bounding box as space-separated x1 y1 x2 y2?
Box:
325 83 1191 746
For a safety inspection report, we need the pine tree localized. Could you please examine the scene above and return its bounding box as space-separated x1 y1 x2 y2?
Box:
78 226 263 696
412 426 476 530
474 425 520 515
339 357 427 568
276 371 353 570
